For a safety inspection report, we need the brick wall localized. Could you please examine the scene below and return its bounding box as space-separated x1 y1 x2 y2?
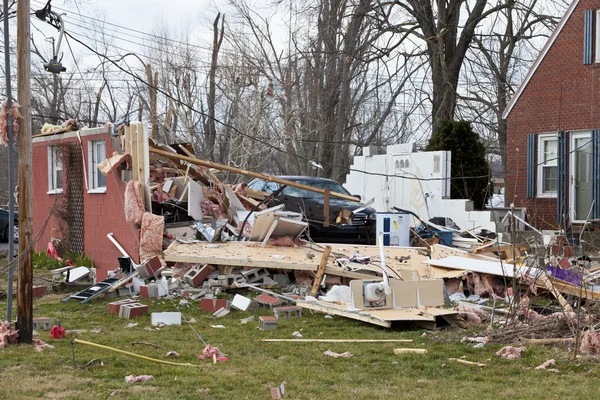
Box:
506 0 600 229
32 128 140 280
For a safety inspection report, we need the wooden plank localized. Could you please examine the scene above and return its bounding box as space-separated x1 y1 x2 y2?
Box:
323 188 330 227
149 147 360 202
427 256 543 278
262 339 413 343
298 301 391 328
448 358 487 367
393 348 427 354
311 245 332 297
129 124 139 182
389 279 444 308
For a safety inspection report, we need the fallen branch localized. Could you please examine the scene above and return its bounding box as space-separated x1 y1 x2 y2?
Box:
448 358 487 367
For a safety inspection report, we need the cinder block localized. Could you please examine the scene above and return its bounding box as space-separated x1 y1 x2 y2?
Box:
255 294 283 309
139 283 158 299
259 316 278 330
184 265 214 288
213 307 230 318
32 317 53 330
117 285 134 297
108 299 138 314
231 294 252 311
273 274 290 287
137 257 163 279
241 268 270 284
200 298 230 313
207 278 228 289
119 303 149 319
273 306 303 319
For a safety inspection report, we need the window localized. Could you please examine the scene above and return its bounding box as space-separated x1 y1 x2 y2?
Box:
537 135 557 196
47 145 63 194
88 140 107 192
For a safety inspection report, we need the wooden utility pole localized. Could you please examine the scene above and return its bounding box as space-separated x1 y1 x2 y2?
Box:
17 0 33 344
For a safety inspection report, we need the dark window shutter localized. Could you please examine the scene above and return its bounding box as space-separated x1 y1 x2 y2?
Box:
584 10 593 65
593 130 600 219
557 130 568 225
526 133 535 198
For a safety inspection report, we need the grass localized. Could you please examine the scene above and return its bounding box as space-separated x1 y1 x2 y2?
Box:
1 291 600 400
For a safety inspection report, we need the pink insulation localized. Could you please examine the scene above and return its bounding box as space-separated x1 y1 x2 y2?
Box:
0 102 22 145
33 338 55 352
172 262 194 278
201 198 228 219
197 344 228 362
97 151 131 176
580 330 600 355
140 212 165 260
496 346 526 359
457 305 487 324
535 359 558 371
0 321 18 349
125 375 154 383
124 180 145 224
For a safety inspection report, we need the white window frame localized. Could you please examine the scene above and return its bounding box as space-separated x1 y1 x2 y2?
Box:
537 133 558 198
47 145 63 194
88 139 107 193
595 10 600 63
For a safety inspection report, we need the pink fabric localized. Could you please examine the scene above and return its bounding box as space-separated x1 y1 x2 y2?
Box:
140 212 164 260
0 321 18 349
46 241 59 259
125 375 154 383
0 102 22 145
124 180 145 224
496 346 526 359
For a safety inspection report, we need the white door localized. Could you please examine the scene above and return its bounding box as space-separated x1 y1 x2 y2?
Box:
570 133 593 222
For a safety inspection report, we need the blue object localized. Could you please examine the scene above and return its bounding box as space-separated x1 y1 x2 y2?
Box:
435 231 453 246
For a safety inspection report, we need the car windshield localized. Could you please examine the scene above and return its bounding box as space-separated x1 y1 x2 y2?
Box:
281 180 351 199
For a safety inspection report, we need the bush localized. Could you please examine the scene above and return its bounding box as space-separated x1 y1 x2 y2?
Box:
425 120 491 210
32 250 96 270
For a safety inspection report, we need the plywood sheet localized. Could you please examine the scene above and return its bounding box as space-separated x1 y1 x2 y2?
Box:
426 256 542 278
389 279 444 308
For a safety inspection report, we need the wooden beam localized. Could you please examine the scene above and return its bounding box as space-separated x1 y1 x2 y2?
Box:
310 245 331 297
17 0 33 344
448 358 487 367
149 148 360 202
538 274 573 311
323 188 330 227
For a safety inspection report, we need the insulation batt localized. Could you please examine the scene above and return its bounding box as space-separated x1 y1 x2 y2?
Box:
496 346 526 359
33 339 55 352
0 321 18 349
124 180 145 224
197 344 228 362
97 151 131 176
140 212 165 260
0 102 22 145
125 375 154 383
580 330 600 355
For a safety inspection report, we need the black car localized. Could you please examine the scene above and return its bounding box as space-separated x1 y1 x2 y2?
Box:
0 208 18 243
247 176 376 244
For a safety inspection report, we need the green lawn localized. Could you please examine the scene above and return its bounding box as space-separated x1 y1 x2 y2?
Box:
1 292 599 400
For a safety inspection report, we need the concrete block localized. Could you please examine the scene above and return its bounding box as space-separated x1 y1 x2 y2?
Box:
273 306 303 319
182 289 205 298
137 256 163 279
259 316 278 330
108 299 137 314
140 283 159 299
184 265 215 287
151 312 181 326
161 269 174 279
273 274 290 287
32 317 53 330
255 294 283 309
207 278 228 289
213 307 230 318
168 278 182 291
262 277 279 286
117 285 134 297
241 268 270 284
231 294 252 311
119 303 148 319
200 298 230 313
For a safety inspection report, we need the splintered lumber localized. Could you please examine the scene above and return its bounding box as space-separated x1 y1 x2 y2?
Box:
537 274 573 311
310 246 332 297
163 241 428 280
149 147 360 202
426 256 543 278
262 339 414 343
393 348 427 354
448 358 487 367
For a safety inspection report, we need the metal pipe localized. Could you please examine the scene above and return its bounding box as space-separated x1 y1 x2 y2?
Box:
3 0 15 322
49 10 64 60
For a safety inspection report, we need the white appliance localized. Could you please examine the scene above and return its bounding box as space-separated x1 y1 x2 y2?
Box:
376 212 410 247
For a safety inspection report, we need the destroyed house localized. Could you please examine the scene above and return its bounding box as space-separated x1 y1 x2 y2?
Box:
32 126 141 279
504 0 600 228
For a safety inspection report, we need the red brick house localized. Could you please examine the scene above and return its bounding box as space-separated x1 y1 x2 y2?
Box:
504 0 600 228
32 126 139 280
